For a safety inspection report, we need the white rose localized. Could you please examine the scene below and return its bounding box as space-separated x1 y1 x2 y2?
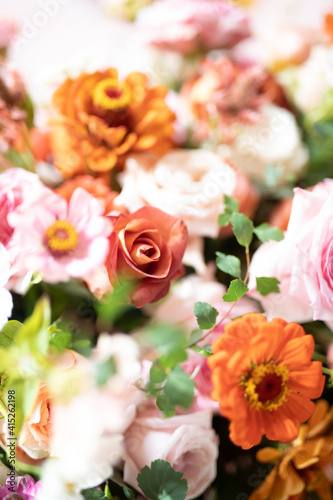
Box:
116 149 236 238
226 104 308 184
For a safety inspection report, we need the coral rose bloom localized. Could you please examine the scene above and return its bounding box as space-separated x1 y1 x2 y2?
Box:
51 68 176 178
108 207 188 307
208 313 325 450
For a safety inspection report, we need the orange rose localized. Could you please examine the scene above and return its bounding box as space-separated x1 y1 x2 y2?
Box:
30 128 52 162
51 69 176 178
108 207 188 307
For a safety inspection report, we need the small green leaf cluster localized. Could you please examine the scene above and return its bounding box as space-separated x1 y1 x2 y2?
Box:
145 325 194 417
137 459 188 500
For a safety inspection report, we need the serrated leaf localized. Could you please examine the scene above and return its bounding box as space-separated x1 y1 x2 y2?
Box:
137 459 188 500
0 321 22 348
256 277 280 296
223 279 249 302
194 302 218 330
224 195 239 214
254 223 284 243
231 213 254 248
218 212 232 227
216 252 241 278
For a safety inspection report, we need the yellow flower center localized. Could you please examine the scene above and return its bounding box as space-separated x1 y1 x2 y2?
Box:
242 362 289 411
92 78 132 110
45 220 78 255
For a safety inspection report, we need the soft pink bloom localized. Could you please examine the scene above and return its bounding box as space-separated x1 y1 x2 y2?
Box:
249 179 333 326
123 408 219 499
0 168 47 292
17 187 112 284
0 475 42 500
0 244 12 329
137 0 250 54
0 19 18 49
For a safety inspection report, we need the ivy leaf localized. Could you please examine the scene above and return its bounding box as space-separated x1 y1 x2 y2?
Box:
224 194 239 214
137 459 188 500
254 223 284 243
218 195 239 227
223 280 249 302
0 321 21 348
194 302 218 330
216 252 241 278
256 277 281 296
231 213 254 248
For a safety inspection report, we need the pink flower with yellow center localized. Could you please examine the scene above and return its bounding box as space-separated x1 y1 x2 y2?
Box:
17 187 112 284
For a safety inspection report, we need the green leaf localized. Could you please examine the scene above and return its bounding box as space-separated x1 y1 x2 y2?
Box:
216 252 241 278
0 321 22 348
223 280 249 302
254 223 284 243
137 459 188 500
15 296 51 357
218 195 239 227
144 324 188 371
49 325 72 352
8 377 40 436
224 194 239 214
95 356 116 387
194 302 218 330
231 213 254 248
256 277 281 296
150 361 167 385
186 329 202 347
82 488 107 500
190 344 212 357
163 366 194 410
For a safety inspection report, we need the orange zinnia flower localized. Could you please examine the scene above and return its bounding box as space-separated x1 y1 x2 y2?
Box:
249 400 333 500
55 175 126 215
208 313 325 450
50 69 176 178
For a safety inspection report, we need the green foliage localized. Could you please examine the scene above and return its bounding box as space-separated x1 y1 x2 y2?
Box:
21 93 35 129
254 223 284 243
230 213 254 248
137 460 188 500
82 488 108 500
49 324 72 352
218 195 239 227
95 280 133 324
194 302 218 330
256 277 280 296
95 356 116 387
4 149 35 172
186 329 202 347
216 252 241 278
0 321 22 348
190 344 212 357
144 324 188 370
223 280 249 302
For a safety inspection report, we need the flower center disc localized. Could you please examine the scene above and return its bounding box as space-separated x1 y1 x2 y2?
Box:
243 362 289 411
92 78 132 111
45 220 78 256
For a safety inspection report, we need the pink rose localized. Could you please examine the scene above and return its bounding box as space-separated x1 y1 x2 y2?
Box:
137 0 250 54
123 408 219 499
249 179 333 326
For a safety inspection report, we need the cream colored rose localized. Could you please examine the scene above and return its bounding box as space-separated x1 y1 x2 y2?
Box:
225 104 308 184
116 149 236 238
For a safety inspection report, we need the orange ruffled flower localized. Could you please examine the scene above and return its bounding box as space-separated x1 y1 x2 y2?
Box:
51 69 176 178
208 313 325 450
249 400 333 500
325 13 333 44
55 175 126 215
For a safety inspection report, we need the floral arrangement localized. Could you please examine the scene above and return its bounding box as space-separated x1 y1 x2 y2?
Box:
1 1 333 499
